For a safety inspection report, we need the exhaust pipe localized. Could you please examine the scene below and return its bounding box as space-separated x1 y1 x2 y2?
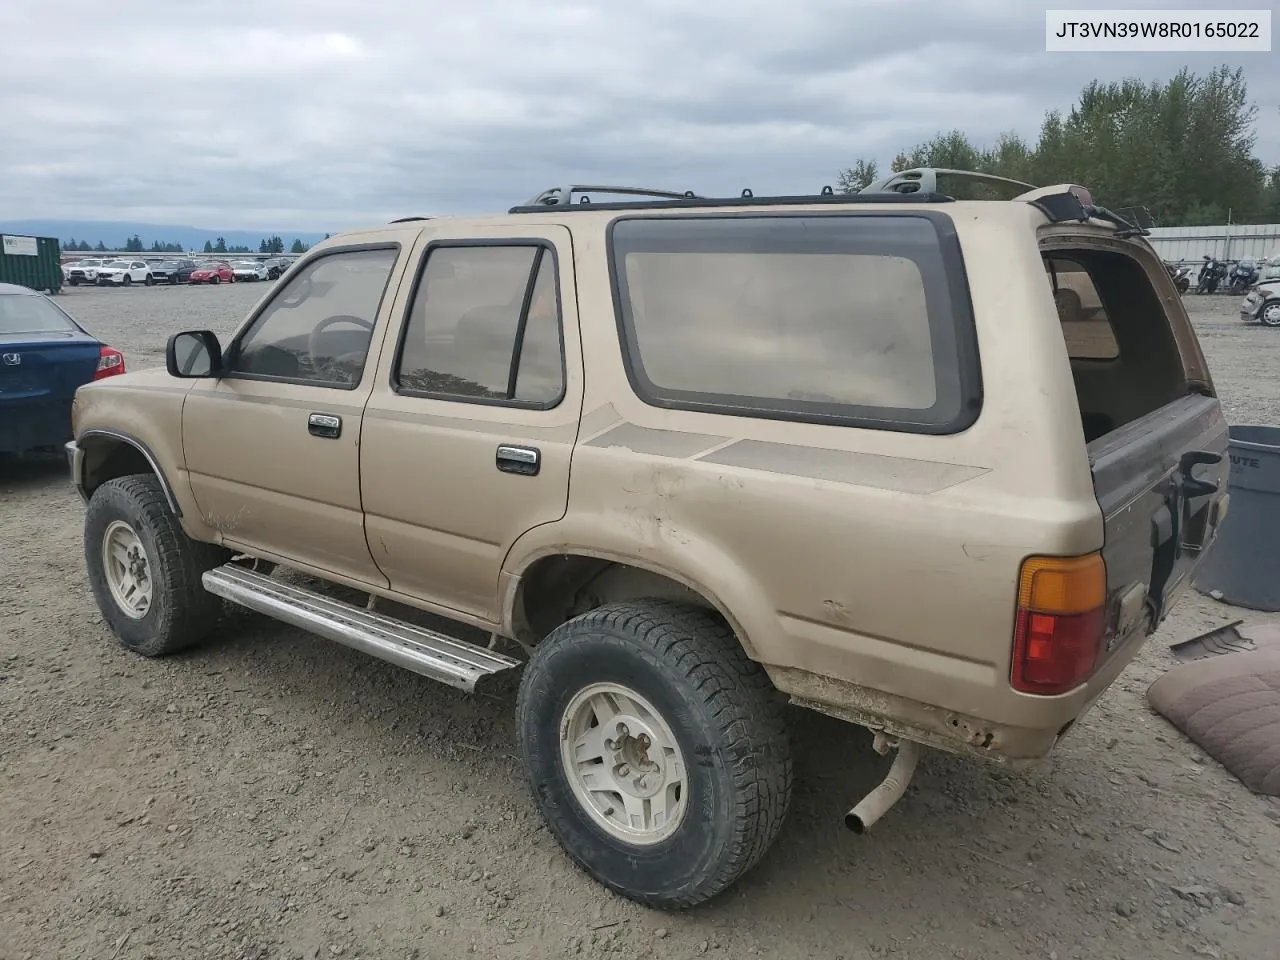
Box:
844 737 920 833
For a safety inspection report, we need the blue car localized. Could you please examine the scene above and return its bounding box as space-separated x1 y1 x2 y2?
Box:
0 282 126 456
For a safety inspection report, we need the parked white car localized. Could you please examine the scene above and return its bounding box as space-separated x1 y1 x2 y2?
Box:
64 259 107 285
95 260 154 287
231 260 270 282
1241 281 1280 327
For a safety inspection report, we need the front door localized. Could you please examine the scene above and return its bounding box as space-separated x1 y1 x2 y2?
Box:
361 224 583 623
182 242 408 585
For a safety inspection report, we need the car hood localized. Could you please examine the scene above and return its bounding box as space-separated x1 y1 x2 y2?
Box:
1250 284 1277 299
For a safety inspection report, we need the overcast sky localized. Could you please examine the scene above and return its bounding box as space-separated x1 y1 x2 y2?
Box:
0 0 1275 232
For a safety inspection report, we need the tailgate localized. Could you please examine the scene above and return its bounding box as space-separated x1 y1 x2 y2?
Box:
1088 393 1229 651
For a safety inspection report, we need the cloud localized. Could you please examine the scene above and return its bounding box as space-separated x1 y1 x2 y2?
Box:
0 0 1275 231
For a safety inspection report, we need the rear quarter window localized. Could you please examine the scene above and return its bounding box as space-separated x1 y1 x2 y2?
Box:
607 213 980 433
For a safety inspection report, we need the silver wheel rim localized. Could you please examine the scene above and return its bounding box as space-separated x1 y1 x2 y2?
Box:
1263 304 1280 326
101 520 153 619
559 682 688 845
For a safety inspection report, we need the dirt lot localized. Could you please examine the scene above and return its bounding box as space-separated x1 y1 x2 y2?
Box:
2 286 1279 960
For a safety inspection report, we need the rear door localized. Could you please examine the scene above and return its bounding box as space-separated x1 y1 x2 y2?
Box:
1042 232 1229 651
360 223 583 624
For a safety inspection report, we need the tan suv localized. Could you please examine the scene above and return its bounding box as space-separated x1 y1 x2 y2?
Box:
66 171 1230 908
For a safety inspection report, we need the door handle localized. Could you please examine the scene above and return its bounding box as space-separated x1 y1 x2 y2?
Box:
308 413 342 439
496 444 540 476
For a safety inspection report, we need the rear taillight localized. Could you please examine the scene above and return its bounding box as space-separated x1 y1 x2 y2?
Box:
94 345 126 380
1011 553 1107 695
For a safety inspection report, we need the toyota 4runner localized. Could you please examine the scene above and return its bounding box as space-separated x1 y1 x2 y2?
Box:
66 170 1230 908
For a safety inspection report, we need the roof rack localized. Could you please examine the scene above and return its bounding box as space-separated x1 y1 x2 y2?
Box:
858 168 1036 196
522 185 703 207
509 183 951 214
507 170 1149 236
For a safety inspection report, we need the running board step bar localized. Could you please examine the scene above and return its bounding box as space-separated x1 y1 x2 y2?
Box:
202 564 521 692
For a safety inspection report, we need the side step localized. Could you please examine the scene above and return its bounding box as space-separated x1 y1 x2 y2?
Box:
202 564 521 692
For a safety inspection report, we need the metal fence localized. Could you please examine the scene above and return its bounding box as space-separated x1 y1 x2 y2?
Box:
1146 224 1280 264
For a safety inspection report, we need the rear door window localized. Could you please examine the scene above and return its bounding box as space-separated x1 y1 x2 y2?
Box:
392 243 565 408
607 214 980 433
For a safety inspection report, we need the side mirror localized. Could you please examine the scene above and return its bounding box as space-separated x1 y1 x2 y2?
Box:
166 330 223 378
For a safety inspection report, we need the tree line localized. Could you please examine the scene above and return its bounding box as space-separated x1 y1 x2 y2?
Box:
60 235 314 255
837 66 1280 226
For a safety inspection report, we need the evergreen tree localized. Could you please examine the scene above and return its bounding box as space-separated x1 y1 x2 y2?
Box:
837 66 1274 225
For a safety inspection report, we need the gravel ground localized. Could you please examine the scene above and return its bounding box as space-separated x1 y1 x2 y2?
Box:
2 285 1279 960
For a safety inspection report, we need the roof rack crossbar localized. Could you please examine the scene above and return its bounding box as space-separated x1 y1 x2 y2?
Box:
858 167 1037 196
523 185 702 207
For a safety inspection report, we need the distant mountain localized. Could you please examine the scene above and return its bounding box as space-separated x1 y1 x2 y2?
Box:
0 219 329 253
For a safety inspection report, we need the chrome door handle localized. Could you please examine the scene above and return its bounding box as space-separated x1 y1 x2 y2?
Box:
496 444 540 476
308 413 342 439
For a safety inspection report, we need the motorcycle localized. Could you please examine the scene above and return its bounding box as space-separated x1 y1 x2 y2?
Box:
1165 261 1191 294
1226 259 1259 295
1196 257 1227 294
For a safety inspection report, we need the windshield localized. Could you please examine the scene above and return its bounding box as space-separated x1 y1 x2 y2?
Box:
104 260 129 268
235 261 258 268
0 293 78 335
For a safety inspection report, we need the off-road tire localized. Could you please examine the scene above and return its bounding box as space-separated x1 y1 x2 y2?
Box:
516 600 792 908
85 475 229 657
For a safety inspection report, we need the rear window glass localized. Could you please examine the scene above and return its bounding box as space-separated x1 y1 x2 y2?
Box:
1045 257 1120 360
608 214 978 432
0 294 77 334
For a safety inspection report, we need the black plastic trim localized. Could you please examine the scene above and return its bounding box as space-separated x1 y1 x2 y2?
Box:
75 429 183 516
220 242 402 391
510 191 954 214
605 211 983 435
389 238 568 411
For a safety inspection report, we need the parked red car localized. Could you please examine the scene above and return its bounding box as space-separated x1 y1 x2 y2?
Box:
188 262 235 285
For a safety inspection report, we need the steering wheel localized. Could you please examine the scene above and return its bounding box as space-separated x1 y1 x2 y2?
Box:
308 314 375 382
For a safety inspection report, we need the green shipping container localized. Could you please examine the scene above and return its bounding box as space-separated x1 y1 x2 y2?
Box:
0 234 63 293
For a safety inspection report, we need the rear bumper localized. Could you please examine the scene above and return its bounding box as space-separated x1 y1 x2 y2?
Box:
0 401 75 455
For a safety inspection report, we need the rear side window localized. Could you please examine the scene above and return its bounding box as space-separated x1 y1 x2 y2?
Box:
392 244 565 408
608 214 979 432
1045 257 1120 360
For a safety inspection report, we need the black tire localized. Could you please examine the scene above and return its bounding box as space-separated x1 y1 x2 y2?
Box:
1260 300 1280 328
210 275 220 284
170 276 178 285
122 274 132 286
516 600 792 908
85 475 229 657
69 279 79 287
144 274 154 286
